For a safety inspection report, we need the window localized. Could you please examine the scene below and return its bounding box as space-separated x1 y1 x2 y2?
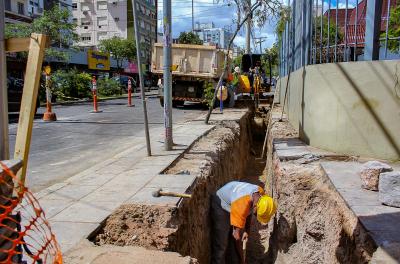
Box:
80 35 91 42
5 0 11 11
114 17 120 22
81 20 90 26
17 2 25 15
81 4 90 11
97 1 107 10
72 18 78 23
98 32 107 41
72 2 77 9
97 16 108 26
140 20 145 29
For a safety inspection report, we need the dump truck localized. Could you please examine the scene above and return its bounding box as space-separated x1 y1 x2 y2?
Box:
151 43 227 107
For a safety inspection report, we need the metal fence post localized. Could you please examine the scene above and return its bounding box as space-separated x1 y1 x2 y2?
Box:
0 0 9 160
365 0 383 60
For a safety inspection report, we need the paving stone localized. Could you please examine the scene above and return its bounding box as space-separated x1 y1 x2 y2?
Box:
66 171 116 186
147 174 197 189
38 198 75 219
360 161 393 191
50 221 100 252
81 184 142 203
126 187 185 206
44 184 99 201
379 171 400 208
51 201 116 223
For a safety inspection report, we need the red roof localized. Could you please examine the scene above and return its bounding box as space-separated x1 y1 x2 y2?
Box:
324 0 398 46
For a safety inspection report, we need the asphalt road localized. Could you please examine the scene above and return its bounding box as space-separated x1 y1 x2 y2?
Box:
8 97 207 192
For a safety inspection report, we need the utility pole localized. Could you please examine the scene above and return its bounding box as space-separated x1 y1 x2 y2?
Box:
0 0 9 160
163 0 173 150
254 37 267 53
132 0 152 156
192 0 194 31
245 0 251 53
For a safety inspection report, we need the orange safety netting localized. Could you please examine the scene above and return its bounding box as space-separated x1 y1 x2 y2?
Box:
0 161 62 264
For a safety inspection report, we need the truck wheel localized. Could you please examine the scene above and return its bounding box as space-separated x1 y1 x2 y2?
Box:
159 97 164 107
172 100 184 108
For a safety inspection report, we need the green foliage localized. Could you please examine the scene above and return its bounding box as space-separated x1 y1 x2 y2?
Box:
51 68 92 99
275 6 291 40
98 37 137 70
313 16 343 46
178 32 203 45
203 81 215 107
381 5 400 53
262 43 279 76
5 6 77 62
232 54 243 69
97 78 122 96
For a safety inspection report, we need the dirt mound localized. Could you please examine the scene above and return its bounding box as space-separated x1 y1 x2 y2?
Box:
94 204 178 251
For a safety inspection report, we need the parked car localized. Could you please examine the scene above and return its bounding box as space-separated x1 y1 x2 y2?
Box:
7 77 39 114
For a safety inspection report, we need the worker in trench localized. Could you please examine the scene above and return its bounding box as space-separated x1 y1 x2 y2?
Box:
211 181 277 264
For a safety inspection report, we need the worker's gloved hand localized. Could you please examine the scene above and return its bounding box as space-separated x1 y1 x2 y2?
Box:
242 231 249 242
232 227 241 241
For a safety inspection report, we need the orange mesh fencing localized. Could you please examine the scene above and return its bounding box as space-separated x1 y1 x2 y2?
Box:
0 161 62 264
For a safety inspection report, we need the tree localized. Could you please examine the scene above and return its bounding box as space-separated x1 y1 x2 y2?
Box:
382 5 400 53
178 32 203 45
5 6 78 61
312 16 343 62
205 0 281 123
263 43 279 81
51 68 92 99
98 37 137 72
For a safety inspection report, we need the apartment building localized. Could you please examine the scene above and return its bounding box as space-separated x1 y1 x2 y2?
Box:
194 22 232 49
72 0 157 68
4 0 32 23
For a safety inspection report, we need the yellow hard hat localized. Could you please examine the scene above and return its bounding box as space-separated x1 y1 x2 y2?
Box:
256 195 277 224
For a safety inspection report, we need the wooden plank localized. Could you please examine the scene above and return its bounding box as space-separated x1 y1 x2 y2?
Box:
13 34 47 190
5 38 31 52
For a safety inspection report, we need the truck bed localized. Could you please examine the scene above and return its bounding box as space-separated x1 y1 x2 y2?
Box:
151 43 225 79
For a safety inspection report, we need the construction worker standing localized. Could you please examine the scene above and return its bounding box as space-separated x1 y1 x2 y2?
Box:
211 181 277 264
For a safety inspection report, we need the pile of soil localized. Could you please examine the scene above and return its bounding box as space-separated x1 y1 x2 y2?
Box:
94 204 178 251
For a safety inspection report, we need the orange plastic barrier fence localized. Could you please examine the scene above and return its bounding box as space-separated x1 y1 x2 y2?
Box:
0 162 62 264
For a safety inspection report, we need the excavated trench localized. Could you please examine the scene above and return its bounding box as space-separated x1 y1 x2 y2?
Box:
92 108 378 264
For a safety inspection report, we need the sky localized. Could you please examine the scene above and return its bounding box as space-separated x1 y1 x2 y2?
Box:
157 0 279 52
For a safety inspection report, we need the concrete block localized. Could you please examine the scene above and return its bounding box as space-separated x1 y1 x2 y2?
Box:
360 161 393 191
379 171 400 208
38 198 75 219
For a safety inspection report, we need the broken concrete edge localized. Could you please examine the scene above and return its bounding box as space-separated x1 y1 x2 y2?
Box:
159 126 216 175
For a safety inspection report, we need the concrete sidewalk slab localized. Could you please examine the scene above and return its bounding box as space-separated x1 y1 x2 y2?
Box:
321 161 400 262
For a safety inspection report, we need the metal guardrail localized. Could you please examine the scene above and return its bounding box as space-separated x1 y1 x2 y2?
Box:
279 0 400 76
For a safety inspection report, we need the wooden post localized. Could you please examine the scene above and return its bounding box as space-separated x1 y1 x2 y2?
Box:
13 34 47 189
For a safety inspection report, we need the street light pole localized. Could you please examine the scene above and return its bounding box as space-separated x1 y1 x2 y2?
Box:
0 0 10 160
132 0 152 156
192 0 194 31
163 0 173 150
